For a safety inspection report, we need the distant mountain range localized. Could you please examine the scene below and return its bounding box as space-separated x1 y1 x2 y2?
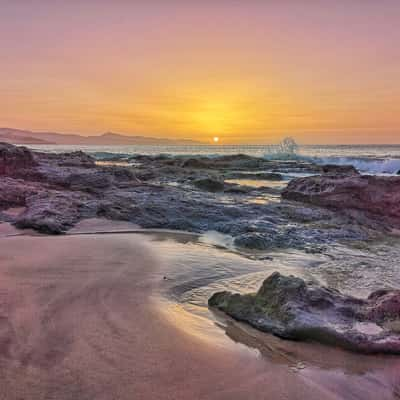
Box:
0 128 203 146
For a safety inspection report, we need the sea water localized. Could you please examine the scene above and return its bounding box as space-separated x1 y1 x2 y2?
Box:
26 142 400 174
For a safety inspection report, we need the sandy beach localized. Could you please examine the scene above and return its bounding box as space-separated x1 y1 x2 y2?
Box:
0 226 399 400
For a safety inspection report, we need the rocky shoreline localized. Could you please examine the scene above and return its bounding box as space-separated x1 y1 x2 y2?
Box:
2 143 398 245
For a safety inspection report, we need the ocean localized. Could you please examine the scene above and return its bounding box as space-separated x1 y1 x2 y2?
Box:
26 143 400 175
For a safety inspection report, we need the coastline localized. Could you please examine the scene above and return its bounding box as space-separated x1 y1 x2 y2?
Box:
1 143 400 398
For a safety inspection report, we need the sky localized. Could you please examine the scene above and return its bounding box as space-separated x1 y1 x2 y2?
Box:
0 1 399 144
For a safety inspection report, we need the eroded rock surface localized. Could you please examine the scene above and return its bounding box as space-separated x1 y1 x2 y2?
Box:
0 143 37 178
209 272 400 354
0 143 393 247
282 174 400 226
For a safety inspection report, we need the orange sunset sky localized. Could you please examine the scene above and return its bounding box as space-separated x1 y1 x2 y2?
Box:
0 1 399 144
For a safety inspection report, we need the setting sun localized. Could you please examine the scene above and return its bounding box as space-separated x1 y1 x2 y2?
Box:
213 136 219 143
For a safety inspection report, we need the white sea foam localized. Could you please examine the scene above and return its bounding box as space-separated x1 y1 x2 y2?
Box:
262 138 400 174
315 157 400 175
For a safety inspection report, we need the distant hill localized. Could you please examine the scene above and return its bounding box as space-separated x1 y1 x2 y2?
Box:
0 128 203 146
0 128 53 144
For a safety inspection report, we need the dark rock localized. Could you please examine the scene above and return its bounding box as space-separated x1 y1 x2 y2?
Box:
135 170 156 181
225 172 283 181
216 154 255 162
179 154 266 170
193 177 225 192
209 272 400 354
233 230 303 251
180 158 209 169
234 232 277 250
223 184 254 194
321 164 359 175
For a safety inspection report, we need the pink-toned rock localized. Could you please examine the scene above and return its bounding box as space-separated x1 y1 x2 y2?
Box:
0 143 37 177
0 177 40 208
282 174 400 221
367 290 400 322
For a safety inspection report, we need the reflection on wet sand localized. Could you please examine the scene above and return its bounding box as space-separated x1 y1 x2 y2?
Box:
148 230 400 400
161 291 400 400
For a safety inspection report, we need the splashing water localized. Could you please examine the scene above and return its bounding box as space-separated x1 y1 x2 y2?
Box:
262 137 303 160
278 137 299 155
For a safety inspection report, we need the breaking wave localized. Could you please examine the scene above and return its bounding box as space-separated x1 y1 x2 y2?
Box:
86 137 400 175
262 138 400 175
262 137 303 161
315 157 400 175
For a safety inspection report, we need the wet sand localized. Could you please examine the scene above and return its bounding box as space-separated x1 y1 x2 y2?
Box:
0 228 399 399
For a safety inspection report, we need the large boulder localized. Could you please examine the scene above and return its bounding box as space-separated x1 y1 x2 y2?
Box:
209 272 400 354
282 174 400 221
